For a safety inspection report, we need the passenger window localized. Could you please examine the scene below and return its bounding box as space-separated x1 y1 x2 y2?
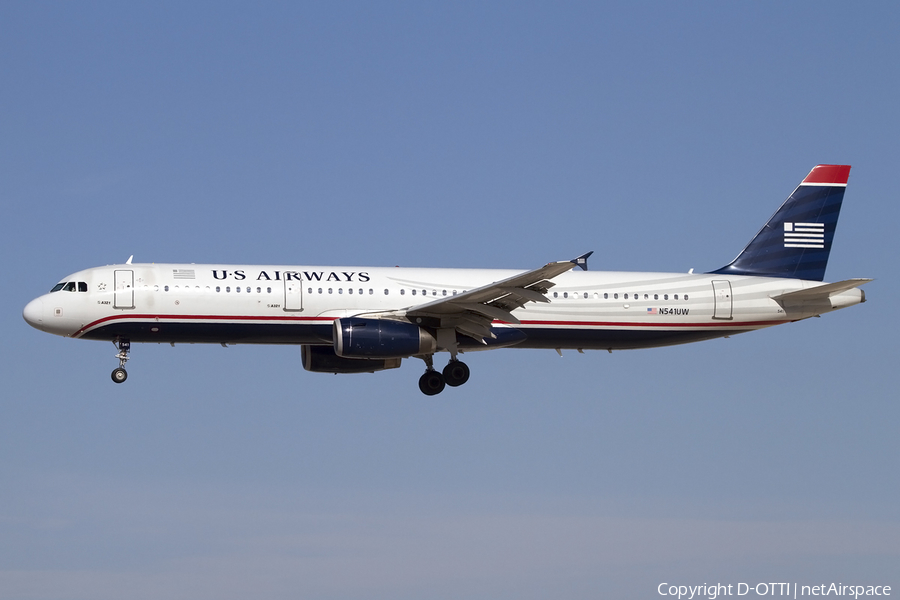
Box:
583 292 588 299
684 294 689 300
443 290 447 296
664 294 669 300
339 288 343 294
644 294 649 300
165 285 170 292
411 289 416 296
216 286 220 292
384 289 389 295
614 293 618 299
328 288 333 294
318 288 322 294
400 289 405 295
452 290 457 296
226 286 230 292
348 288 353 294
603 293 608 299
563 292 568 298
236 286 240 293
674 294 679 300
553 292 558 298
654 294 658 300
78 282 88 292
624 294 628 300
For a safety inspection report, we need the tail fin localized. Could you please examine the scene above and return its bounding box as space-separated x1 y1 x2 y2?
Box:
709 164 851 281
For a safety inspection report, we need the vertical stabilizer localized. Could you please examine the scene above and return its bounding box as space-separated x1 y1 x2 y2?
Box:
709 165 850 281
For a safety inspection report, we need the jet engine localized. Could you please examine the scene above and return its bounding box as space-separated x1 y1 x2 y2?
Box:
301 345 401 374
333 317 436 359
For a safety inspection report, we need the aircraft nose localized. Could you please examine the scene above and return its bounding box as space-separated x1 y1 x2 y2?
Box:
23 297 44 331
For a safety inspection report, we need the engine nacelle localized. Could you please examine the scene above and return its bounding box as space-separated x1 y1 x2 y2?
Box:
334 317 437 359
301 345 401 374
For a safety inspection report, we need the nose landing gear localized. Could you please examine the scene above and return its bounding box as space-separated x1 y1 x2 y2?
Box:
111 338 131 384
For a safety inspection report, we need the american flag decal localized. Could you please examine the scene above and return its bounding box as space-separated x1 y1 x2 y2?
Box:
173 269 196 279
783 222 824 249
647 307 657 315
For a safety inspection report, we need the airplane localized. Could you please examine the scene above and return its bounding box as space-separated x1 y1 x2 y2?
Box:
23 164 870 395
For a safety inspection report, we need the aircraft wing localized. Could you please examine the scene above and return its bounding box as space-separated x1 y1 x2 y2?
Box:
400 253 592 343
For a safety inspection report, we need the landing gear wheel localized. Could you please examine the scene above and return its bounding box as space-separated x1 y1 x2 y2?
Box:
111 367 128 384
418 370 446 396
442 360 470 387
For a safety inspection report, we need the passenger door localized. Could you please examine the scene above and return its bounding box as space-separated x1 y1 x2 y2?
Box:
284 279 303 311
114 270 134 309
712 280 732 320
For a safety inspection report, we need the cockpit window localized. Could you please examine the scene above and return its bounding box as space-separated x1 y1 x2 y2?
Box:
50 281 88 292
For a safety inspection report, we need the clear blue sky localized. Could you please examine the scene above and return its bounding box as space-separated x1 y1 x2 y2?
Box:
1 3 897 599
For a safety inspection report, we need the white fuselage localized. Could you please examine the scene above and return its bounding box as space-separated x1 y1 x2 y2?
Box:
23 263 865 351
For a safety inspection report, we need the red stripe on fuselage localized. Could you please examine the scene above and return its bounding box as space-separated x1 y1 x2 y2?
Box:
515 319 787 328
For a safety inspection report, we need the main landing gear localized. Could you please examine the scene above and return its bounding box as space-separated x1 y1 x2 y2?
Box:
418 355 470 396
111 338 131 384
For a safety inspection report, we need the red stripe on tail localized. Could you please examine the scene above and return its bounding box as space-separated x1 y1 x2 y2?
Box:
802 164 851 185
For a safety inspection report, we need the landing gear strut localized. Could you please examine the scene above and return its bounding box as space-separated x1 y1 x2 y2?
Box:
111 338 131 384
417 355 470 395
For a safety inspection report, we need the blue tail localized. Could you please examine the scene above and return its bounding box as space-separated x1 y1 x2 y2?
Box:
709 164 850 282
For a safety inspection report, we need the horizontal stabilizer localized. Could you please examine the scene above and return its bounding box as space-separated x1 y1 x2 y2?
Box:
772 278 872 304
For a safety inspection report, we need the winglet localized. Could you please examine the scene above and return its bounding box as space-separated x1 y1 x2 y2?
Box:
571 251 594 271
126 255 133 265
